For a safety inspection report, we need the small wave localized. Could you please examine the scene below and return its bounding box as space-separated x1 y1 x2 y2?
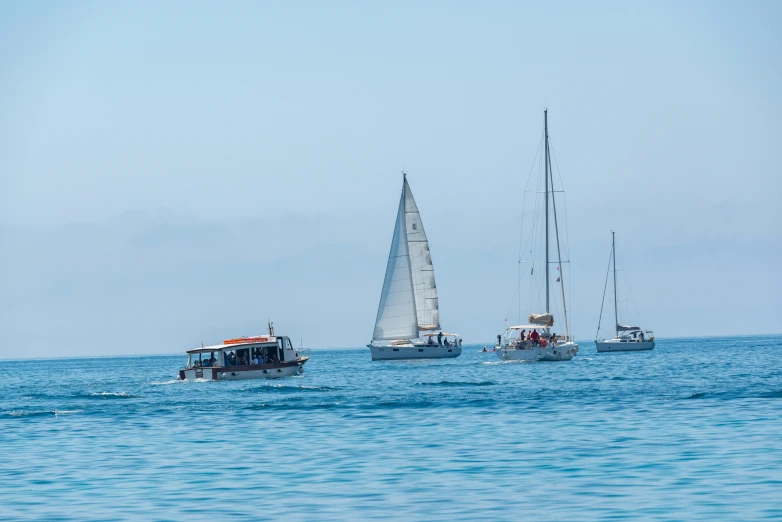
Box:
148 379 183 386
247 385 339 394
417 381 496 387
4 409 83 418
82 392 140 399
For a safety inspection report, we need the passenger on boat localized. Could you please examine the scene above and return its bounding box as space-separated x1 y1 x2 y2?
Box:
530 330 540 345
443 338 450 347
437 332 443 346
639 331 645 342
240 356 248 366
458 338 462 348
427 337 435 346
549 333 556 346
519 330 526 342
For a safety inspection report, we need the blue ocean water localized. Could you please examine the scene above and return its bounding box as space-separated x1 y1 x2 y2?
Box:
2 336 781 521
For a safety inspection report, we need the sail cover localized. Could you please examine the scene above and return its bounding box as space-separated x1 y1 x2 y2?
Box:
617 324 641 332
529 313 554 327
403 179 441 331
373 188 419 340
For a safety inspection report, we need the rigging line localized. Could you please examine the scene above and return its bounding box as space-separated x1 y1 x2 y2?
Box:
548 141 570 338
596 245 613 340
518 132 545 263
548 141 572 261
519 137 543 260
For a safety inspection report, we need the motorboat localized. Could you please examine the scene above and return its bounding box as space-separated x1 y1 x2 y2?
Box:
179 323 309 380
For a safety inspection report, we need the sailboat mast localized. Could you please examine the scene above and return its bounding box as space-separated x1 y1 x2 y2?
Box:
612 231 618 338
544 109 550 313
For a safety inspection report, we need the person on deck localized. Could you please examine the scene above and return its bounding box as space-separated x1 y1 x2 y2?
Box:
437 332 443 346
639 331 645 342
530 330 540 345
427 336 435 346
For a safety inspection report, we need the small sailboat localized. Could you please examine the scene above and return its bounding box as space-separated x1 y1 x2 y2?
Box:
368 173 462 360
496 110 578 362
595 231 655 352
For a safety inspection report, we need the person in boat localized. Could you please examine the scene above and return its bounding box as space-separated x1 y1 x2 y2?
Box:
427 336 435 346
519 329 526 343
549 333 556 346
443 338 450 347
437 331 443 346
530 329 540 346
639 331 645 342
482 346 487 352
458 338 462 348
497 334 501 346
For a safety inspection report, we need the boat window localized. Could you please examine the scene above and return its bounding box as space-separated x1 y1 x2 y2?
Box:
284 338 293 350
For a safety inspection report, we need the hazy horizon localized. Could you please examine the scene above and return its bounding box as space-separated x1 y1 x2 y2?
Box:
2 1 780 358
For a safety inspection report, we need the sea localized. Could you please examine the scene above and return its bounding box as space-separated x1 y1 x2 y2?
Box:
2 336 781 521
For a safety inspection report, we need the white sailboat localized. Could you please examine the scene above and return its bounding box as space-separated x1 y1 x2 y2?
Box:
595 231 655 352
368 173 462 361
496 110 578 362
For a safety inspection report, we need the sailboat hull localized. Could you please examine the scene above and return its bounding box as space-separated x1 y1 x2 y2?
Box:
595 340 655 352
370 345 462 360
496 342 578 362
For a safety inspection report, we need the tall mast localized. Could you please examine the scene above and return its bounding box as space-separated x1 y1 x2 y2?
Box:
544 109 550 313
612 231 618 338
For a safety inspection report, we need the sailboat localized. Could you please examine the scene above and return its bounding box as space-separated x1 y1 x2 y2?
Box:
496 110 578 362
368 173 462 361
595 231 655 352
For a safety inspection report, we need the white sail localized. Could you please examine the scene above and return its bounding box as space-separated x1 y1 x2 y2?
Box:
403 179 441 332
373 187 419 340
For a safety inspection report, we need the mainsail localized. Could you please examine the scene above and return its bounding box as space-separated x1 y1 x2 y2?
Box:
373 186 419 340
403 179 441 332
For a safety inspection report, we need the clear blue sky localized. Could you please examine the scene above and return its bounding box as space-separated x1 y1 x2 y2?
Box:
1 1 780 358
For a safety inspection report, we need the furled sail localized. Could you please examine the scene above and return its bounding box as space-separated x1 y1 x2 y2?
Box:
373 188 419 340
529 313 554 327
617 324 640 332
403 178 441 331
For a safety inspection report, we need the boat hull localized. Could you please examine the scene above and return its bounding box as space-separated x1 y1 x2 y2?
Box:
179 358 308 381
370 345 462 360
595 340 655 352
496 342 578 362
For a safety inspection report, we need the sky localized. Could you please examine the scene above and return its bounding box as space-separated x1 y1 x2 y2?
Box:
1 0 780 358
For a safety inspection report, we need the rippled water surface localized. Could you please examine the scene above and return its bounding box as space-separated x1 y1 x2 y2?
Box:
2 336 782 521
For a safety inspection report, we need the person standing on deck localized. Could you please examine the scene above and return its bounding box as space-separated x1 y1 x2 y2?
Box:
437 331 443 346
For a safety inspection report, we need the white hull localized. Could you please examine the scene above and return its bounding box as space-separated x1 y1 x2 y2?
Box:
180 360 307 381
370 345 462 360
496 342 578 362
595 340 654 352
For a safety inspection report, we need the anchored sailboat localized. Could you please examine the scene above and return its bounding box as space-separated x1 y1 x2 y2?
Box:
595 231 655 352
368 173 461 360
496 109 578 362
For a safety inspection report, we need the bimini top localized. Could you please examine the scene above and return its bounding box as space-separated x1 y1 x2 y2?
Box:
507 324 553 330
186 336 279 354
421 332 460 337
